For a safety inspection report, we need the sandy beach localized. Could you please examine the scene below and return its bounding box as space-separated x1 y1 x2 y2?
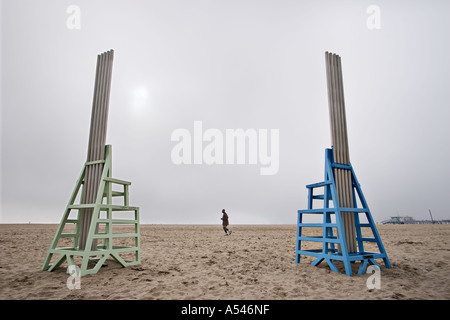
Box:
0 223 449 300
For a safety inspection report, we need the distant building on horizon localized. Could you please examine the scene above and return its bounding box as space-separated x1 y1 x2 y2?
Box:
382 216 416 224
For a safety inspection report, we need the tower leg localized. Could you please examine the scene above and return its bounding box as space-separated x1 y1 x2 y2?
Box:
295 211 303 264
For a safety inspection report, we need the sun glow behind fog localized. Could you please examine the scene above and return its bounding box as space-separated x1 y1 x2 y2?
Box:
132 86 149 113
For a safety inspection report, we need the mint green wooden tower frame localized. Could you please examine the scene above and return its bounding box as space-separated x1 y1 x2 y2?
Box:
42 145 140 276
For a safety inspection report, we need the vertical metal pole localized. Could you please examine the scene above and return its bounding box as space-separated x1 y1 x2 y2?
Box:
79 53 101 250
429 209 435 224
79 50 114 250
324 52 357 253
336 55 357 253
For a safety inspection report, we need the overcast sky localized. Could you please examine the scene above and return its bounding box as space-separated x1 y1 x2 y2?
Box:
1 0 449 224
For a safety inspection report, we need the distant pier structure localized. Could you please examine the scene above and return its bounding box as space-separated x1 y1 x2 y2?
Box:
381 216 450 224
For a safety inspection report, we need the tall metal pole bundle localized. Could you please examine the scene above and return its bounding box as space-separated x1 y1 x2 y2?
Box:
325 52 357 253
78 50 114 250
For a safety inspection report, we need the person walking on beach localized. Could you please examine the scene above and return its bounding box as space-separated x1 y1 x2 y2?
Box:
221 209 232 236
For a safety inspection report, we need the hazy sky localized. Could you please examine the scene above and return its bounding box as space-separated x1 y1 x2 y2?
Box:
1 0 449 224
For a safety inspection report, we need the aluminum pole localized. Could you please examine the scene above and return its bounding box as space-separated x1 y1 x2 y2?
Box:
79 50 114 250
325 52 357 253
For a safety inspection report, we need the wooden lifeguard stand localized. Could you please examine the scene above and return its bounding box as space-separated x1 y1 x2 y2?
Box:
42 145 140 276
295 148 391 276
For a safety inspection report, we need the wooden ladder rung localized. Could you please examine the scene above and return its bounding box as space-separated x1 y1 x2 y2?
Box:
104 177 131 185
306 180 332 189
60 233 77 238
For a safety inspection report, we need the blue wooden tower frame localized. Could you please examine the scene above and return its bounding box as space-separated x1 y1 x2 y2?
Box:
296 148 391 276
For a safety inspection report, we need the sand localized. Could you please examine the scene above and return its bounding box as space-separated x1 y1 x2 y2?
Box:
0 223 449 300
